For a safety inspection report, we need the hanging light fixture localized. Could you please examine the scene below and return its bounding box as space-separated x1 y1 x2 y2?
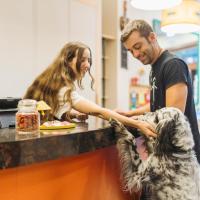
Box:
161 0 200 34
130 0 182 10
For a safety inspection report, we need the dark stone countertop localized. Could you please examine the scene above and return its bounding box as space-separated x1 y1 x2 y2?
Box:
0 117 116 169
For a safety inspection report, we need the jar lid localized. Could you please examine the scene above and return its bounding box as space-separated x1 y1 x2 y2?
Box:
18 99 37 108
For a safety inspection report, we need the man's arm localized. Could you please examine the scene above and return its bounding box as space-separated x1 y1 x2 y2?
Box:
115 103 150 117
166 82 188 112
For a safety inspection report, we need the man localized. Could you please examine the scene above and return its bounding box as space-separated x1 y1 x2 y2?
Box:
119 19 200 164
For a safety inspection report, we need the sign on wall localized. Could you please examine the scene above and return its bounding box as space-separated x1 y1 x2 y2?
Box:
121 42 128 69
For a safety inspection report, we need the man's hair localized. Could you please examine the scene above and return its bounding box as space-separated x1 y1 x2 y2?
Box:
121 19 153 43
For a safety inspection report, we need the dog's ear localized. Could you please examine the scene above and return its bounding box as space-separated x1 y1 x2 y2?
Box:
156 118 176 136
155 118 177 155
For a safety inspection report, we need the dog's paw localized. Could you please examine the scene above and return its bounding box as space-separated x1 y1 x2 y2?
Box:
109 118 134 141
109 118 125 132
109 118 128 136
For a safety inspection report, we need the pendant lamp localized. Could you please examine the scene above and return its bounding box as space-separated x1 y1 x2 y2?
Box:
130 0 182 10
161 0 200 34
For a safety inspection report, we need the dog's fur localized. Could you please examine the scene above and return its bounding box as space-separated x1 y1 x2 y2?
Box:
110 107 200 200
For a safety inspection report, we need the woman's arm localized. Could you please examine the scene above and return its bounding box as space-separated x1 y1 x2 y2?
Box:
73 99 156 137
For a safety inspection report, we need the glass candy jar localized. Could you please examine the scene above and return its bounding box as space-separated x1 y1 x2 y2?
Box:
16 99 40 135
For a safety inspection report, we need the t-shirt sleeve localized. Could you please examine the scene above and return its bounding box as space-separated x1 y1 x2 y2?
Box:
71 90 84 105
55 87 84 119
163 58 189 89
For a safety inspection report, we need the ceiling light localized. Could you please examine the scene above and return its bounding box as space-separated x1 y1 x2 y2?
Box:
130 0 182 10
161 0 200 34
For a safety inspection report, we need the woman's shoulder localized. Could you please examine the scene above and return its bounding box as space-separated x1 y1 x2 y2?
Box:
58 86 79 97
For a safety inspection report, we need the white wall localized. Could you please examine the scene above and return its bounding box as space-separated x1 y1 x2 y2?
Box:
69 0 101 102
35 0 70 75
116 1 161 110
0 0 35 98
0 0 101 103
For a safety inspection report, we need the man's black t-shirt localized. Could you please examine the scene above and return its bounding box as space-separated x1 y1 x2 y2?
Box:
150 50 200 163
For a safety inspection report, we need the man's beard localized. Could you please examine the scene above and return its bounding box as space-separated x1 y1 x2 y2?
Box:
142 43 154 65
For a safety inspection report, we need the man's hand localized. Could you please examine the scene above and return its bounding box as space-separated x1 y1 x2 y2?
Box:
114 109 133 117
131 115 142 120
137 120 157 138
114 104 150 117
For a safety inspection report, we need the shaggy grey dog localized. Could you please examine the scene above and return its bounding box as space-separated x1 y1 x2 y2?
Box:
110 107 200 200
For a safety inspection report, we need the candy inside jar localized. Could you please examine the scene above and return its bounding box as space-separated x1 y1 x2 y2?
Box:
16 99 40 135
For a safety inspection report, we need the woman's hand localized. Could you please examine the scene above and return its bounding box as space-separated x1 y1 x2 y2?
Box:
137 120 157 137
75 112 88 121
69 110 88 122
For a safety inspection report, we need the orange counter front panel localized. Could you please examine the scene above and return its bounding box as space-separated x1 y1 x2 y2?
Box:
0 146 137 200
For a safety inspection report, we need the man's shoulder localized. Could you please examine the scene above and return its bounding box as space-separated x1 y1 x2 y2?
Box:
162 51 186 67
154 50 177 70
163 57 188 74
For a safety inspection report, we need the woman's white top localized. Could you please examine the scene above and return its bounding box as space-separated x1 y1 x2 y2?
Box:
55 87 84 119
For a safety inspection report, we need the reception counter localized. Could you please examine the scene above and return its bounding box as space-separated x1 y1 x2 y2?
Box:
0 117 137 200
0 118 116 169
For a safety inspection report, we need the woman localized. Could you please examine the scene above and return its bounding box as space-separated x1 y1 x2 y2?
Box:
24 42 156 137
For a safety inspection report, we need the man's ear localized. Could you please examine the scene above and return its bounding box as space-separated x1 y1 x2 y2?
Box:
148 32 156 42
